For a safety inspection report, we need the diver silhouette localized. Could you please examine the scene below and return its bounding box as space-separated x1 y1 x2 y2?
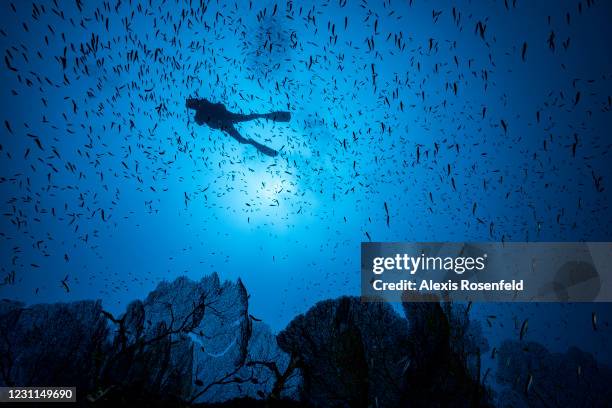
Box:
186 98 291 157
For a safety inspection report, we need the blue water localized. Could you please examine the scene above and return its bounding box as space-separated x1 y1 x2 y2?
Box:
1 0 611 387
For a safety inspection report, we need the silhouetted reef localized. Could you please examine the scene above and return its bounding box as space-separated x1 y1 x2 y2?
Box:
1 274 610 407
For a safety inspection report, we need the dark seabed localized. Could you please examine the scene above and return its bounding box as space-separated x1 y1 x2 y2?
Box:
1 0 611 406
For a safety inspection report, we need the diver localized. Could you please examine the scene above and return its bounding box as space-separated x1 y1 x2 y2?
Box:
186 97 291 157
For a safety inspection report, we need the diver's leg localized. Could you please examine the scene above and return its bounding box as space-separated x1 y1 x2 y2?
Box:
262 111 291 122
230 111 291 123
230 113 267 123
223 124 250 143
225 125 278 157
248 139 279 157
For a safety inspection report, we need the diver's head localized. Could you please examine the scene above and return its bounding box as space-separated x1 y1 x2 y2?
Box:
186 98 199 110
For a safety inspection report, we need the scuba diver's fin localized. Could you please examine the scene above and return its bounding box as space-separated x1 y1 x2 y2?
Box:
264 111 291 122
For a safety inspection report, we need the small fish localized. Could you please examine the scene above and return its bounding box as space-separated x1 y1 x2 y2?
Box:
383 202 390 227
520 319 528 340
525 373 533 394
61 275 70 293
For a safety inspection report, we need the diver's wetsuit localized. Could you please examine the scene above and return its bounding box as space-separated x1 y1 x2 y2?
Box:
186 98 291 157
